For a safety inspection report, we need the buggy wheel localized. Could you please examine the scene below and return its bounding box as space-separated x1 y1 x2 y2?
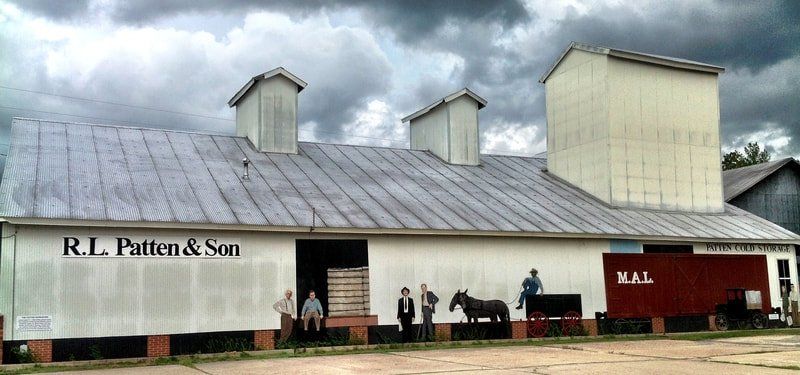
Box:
561 311 582 336
714 314 729 331
527 311 550 338
751 313 768 329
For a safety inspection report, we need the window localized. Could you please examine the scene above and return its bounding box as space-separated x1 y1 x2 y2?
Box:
778 259 791 295
642 244 693 254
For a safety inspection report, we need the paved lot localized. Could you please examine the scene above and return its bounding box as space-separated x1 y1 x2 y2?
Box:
51 335 800 374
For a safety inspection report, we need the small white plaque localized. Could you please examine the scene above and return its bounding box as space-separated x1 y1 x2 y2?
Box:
16 315 52 332
769 313 779 320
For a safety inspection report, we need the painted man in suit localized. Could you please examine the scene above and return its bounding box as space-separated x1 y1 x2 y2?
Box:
397 287 415 343
419 283 439 341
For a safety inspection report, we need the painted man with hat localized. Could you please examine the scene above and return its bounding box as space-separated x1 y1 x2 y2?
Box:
516 268 544 310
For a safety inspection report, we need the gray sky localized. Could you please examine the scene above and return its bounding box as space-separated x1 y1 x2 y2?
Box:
0 0 798 166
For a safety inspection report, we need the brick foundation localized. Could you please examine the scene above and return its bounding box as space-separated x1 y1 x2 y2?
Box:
708 315 718 331
254 330 275 350
349 326 368 344
147 335 170 357
28 339 53 363
581 319 598 336
434 323 451 341
652 317 665 334
511 320 527 339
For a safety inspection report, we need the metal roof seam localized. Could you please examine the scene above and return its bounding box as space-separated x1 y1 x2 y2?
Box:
230 138 299 226
391 148 509 231
349 145 455 230
187 133 246 225
351 146 459 230
487 156 610 234
302 143 402 229
493 157 620 233
137 128 179 222
455 157 562 233
161 129 211 224
88 125 109 221
330 144 429 229
380 147 491 231
287 149 362 228
208 135 273 225
295 144 379 228
405 149 521 232
503 156 640 234
264 151 334 228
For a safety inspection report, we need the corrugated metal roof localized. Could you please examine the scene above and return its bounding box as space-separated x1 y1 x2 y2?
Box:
723 157 799 201
539 41 726 83
1 118 797 242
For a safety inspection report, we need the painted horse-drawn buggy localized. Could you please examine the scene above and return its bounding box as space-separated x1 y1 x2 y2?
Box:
525 294 583 337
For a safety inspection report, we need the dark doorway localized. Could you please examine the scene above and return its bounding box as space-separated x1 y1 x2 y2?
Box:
295 239 368 316
642 244 693 254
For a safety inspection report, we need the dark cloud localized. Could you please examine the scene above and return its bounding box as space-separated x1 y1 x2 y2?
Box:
6 0 90 19
2 0 798 160
543 1 800 73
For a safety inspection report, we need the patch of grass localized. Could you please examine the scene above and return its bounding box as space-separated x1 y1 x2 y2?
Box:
670 328 800 341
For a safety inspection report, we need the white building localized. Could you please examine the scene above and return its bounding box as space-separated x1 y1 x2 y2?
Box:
0 42 797 362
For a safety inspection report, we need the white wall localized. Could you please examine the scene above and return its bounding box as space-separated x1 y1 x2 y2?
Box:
1 224 296 340
410 104 449 161
259 76 298 154
545 50 724 213
0 225 610 340
607 58 723 213
235 83 260 144
368 235 609 325
447 96 480 166
546 49 611 203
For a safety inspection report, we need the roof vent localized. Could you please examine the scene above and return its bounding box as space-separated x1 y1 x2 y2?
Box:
402 88 486 166
228 67 307 154
242 157 250 180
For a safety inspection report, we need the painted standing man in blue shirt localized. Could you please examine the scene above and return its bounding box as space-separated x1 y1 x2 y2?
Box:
301 290 324 331
516 268 544 310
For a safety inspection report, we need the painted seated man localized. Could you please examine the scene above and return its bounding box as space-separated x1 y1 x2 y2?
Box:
516 268 544 310
302 290 324 331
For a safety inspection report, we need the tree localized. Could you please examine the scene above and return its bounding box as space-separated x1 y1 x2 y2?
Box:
721 142 771 170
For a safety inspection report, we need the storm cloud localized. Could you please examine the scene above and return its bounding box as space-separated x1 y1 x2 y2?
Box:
1 0 798 163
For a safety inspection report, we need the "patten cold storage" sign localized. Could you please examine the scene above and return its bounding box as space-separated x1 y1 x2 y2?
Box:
62 237 241 258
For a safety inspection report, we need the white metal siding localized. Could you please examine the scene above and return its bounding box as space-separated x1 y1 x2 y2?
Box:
546 49 724 213
409 104 448 161
546 49 610 203
4 225 295 340
260 76 298 154
607 57 723 213
368 235 609 325
447 96 480 166
235 85 260 145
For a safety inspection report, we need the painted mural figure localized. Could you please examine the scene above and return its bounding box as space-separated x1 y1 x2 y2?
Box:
302 290 324 331
419 284 439 341
272 288 296 342
781 285 790 324
791 284 799 327
397 287 416 343
516 268 544 310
